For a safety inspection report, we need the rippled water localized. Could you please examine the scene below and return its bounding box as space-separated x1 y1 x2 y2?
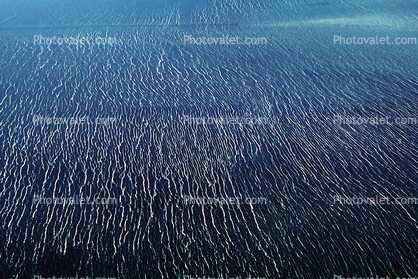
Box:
0 0 418 278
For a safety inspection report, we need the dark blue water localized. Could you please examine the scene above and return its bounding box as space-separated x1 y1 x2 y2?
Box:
0 0 418 278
